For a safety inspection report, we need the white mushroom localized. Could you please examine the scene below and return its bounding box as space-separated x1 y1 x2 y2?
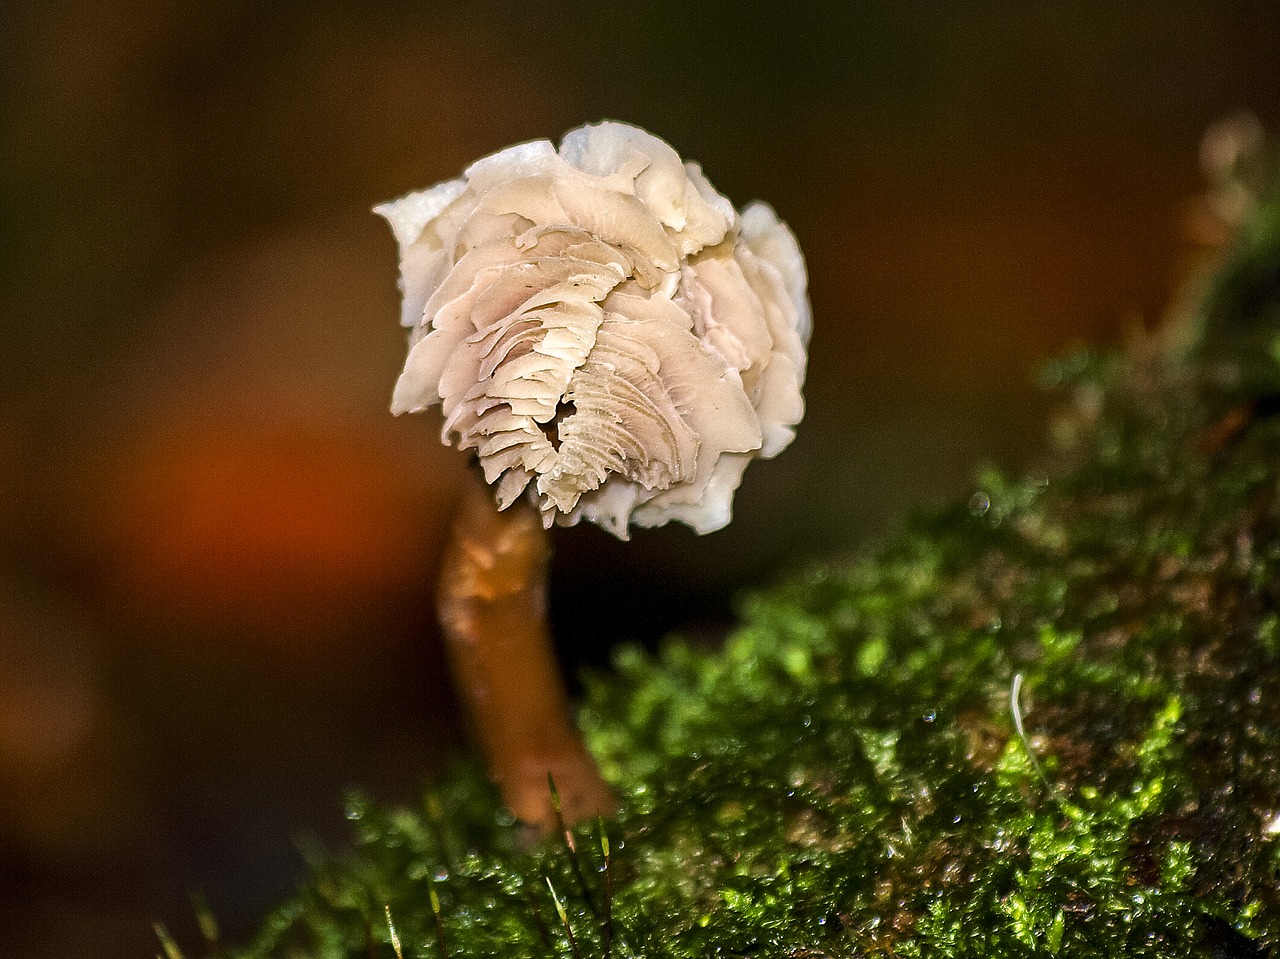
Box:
378 121 810 538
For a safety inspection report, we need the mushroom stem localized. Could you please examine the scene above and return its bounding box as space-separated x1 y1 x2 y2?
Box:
437 470 616 831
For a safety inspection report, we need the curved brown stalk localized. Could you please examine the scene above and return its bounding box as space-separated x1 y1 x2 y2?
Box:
436 470 616 832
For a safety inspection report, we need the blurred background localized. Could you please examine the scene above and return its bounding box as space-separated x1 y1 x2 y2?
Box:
0 1 1277 955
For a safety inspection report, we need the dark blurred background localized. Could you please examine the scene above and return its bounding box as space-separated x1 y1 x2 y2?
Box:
1 1 1277 955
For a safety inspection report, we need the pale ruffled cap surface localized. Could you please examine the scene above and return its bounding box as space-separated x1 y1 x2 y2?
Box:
377 121 810 538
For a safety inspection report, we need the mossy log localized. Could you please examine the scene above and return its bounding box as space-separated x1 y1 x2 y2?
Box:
205 165 1280 959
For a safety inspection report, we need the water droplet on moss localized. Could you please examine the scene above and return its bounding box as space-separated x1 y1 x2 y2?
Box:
922 709 937 723
968 491 991 516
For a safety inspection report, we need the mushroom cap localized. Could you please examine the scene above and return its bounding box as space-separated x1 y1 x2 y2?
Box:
378 121 810 538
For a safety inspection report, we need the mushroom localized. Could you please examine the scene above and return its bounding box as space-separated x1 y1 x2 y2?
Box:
378 121 810 830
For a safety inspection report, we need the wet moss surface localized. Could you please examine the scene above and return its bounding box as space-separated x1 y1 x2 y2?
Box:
210 178 1280 958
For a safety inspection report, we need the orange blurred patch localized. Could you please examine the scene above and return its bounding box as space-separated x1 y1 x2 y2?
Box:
103 417 459 642
54 222 467 646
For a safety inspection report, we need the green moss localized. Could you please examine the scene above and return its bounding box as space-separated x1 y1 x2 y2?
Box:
215 174 1280 958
